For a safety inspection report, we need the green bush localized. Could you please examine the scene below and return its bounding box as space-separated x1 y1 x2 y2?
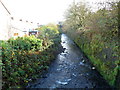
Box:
1 31 60 89
37 24 59 40
2 44 55 89
8 36 43 51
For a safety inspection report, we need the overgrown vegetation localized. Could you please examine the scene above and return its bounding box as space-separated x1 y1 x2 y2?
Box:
8 36 43 51
63 1 119 88
1 24 61 89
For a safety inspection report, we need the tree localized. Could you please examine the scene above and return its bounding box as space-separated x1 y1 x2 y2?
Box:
63 2 89 38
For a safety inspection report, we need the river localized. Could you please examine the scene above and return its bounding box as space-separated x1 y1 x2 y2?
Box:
26 34 111 89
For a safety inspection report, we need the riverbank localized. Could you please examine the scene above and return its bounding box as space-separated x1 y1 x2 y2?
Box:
64 31 119 88
62 1 119 88
26 34 112 89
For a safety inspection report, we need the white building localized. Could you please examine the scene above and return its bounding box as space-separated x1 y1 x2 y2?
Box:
10 17 25 38
0 0 11 40
0 0 38 40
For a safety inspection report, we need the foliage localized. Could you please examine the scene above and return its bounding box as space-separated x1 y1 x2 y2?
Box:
1 25 60 89
36 24 60 48
63 1 119 87
37 24 59 39
7 36 43 51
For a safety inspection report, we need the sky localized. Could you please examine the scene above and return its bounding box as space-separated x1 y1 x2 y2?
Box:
2 0 118 25
5 0 74 25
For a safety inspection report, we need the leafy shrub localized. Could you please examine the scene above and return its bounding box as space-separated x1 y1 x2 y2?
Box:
8 36 43 51
36 24 60 48
37 24 59 39
1 31 61 89
2 44 56 89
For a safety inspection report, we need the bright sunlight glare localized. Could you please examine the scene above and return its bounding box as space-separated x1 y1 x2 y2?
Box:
2 0 118 25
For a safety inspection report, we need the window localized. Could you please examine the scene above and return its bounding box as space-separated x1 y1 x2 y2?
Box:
14 33 18 36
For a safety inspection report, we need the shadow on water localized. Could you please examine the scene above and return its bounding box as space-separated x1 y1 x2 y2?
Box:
26 34 113 89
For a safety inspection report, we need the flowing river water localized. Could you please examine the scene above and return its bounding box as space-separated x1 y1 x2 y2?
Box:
27 34 112 89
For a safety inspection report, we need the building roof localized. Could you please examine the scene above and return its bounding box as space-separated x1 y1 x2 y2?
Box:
0 0 11 15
